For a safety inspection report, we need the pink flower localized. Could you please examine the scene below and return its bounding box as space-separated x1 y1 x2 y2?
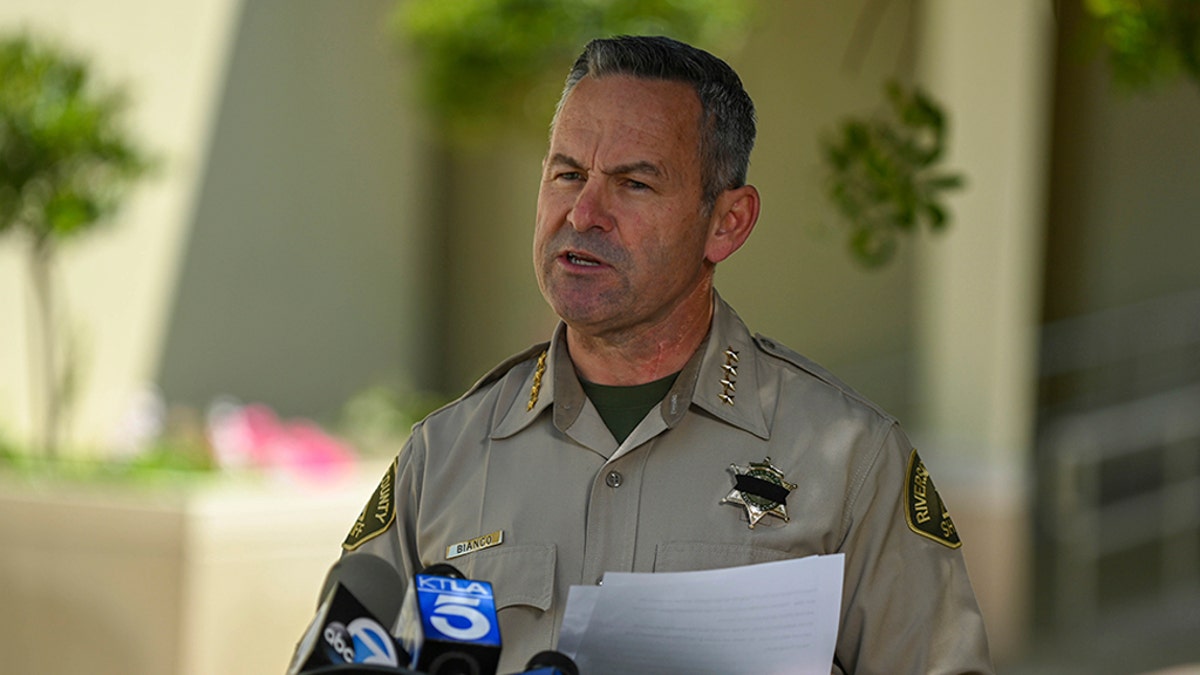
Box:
207 401 355 483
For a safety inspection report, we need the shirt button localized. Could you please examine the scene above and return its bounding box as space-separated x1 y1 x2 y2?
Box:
605 471 623 488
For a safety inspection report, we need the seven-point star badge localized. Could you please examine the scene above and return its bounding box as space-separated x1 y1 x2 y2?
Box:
722 457 798 528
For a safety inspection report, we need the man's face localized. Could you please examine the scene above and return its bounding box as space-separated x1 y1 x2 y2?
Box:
534 75 714 340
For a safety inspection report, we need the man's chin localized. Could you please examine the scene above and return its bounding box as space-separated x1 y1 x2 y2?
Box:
549 299 623 334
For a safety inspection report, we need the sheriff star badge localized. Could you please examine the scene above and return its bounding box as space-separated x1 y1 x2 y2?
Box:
722 457 798 528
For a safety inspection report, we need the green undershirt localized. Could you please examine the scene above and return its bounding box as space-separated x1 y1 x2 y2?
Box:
579 371 680 444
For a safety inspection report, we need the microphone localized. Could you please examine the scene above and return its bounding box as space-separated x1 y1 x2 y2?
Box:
288 554 411 674
507 650 579 675
396 563 503 675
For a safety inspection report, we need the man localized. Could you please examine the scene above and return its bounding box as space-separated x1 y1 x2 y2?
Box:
339 36 993 674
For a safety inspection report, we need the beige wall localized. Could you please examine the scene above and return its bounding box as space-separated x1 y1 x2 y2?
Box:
914 1 1057 661
1044 3 1200 321
154 0 437 418
723 0 921 421
439 138 560 390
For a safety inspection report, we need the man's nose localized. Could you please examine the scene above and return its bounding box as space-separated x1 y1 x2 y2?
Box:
568 180 614 232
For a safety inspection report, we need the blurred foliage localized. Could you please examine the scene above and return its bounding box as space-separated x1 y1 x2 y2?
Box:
0 379 450 484
0 442 218 487
0 400 217 485
337 384 449 456
393 0 752 141
822 82 964 268
819 0 1200 270
0 32 152 459
1083 0 1200 90
0 33 151 243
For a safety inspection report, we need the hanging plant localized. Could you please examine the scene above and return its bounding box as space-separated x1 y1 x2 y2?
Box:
393 0 752 142
821 81 964 268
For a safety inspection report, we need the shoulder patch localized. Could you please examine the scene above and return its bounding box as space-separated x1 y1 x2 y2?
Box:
342 459 397 551
903 449 962 549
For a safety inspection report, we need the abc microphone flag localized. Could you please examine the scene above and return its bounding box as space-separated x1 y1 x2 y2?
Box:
397 563 502 675
288 554 409 674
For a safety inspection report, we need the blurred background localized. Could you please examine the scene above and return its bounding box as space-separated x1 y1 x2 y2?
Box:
1 1 1198 673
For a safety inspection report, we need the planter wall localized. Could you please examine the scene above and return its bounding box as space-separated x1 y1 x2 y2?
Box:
0 468 379 675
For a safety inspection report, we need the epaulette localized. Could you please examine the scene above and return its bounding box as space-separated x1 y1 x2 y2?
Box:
752 333 895 423
461 341 551 400
417 342 550 426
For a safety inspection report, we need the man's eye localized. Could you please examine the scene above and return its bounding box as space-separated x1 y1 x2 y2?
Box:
625 179 650 191
557 171 583 182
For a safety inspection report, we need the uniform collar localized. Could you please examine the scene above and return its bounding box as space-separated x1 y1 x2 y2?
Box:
683 293 770 440
491 292 770 441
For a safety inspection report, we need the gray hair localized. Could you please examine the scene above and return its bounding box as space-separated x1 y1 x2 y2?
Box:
553 35 756 210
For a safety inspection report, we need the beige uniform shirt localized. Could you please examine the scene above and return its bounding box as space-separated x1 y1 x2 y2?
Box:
344 295 993 674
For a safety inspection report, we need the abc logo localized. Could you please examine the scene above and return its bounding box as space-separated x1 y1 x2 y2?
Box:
323 622 354 663
323 618 400 666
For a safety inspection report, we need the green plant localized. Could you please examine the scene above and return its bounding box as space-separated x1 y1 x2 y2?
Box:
818 0 965 269
337 384 449 456
0 33 152 459
822 81 964 268
394 0 752 141
1083 0 1200 90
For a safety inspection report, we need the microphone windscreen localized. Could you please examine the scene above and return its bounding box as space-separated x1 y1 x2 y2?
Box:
321 554 407 628
523 650 579 675
419 562 464 579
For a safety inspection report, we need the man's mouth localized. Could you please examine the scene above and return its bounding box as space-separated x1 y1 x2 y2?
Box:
565 251 602 267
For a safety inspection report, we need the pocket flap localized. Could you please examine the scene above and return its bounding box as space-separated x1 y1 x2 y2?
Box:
463 543 556 612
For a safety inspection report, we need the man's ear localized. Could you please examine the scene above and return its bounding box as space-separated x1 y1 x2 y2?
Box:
705 184 760 264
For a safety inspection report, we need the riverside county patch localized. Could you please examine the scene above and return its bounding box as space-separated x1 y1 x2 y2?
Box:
342 459 397 551
904 449 961 549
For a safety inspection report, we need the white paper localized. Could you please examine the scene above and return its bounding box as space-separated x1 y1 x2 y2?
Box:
558 554 844 675
555 585 600 658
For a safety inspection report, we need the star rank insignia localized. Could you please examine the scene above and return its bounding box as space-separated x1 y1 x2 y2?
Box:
722 457 798 528
718 347 739 405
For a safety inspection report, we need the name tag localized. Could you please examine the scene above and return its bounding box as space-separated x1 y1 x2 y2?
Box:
445 529 504 560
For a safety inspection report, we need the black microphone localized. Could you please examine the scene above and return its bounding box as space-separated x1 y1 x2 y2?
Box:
506 650 579 675
288 554 411 674
396 563 503 675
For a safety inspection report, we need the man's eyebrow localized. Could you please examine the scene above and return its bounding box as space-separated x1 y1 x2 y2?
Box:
546 153 664 178
603 160 662 178
547 153 585 170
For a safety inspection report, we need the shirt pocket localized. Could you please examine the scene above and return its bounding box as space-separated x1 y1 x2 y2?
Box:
653 541 794 572
465 543 556 612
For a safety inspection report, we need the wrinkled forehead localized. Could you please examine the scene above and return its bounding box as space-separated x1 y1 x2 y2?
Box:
549 74 704 164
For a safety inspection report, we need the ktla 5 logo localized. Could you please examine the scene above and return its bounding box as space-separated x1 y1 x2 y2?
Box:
417 577 498 643
323 618 400 665
416 576 493 597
